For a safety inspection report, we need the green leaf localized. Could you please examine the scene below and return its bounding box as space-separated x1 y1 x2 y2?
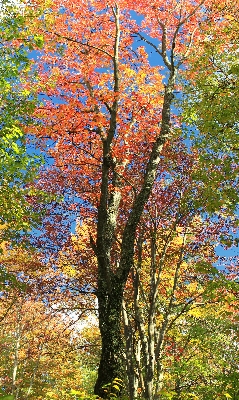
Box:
70 390 84 395
34 35 44 48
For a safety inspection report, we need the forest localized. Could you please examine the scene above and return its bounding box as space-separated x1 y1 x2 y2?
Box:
0 0 238 399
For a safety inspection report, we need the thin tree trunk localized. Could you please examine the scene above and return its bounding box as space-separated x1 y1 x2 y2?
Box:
12 309 22 400
122 298 139 400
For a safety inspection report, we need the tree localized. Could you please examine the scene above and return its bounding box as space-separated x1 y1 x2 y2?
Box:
182 0 239 215
0 243 92 400
122 209 239 399
0 0 43 244
24 0 239 396
0 296 85 400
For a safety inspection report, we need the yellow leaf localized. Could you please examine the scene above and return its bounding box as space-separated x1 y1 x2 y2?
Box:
225 15 234 21
223 393 232 399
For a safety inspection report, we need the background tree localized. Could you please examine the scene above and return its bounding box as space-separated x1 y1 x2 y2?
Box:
0 0 44 245
181 0 239 215
17 0 239 396
0 297 85 400
122 205 239 399
0 242 93 400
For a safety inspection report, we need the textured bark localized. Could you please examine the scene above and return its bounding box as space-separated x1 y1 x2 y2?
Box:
95 276 125 397
94 7 124 395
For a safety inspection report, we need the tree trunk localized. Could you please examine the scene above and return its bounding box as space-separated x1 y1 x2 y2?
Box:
93 8 177 389
122 299 139 400
94 276 125 398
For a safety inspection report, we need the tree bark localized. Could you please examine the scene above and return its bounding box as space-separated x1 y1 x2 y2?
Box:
94 275 125 397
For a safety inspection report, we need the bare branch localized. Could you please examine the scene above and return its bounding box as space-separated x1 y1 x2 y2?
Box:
53 32 113 58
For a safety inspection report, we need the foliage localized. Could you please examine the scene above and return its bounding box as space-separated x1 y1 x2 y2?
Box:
0 0 238 399
122 211 239 399
0 1 44 244
0 245 89 400
181 1 239 214
69 378 127 400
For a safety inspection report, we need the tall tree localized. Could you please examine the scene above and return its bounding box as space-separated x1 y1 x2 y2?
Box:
26 0 239 396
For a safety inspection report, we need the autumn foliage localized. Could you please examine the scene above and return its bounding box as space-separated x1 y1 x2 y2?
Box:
0 0 238 399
